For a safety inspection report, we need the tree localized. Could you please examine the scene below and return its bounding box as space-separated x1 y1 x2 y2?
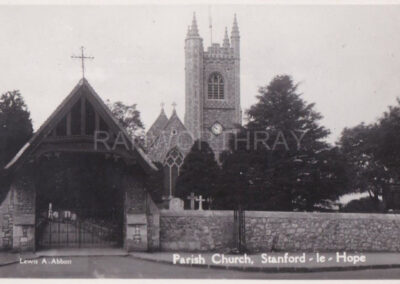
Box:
337 99 400 206
106 100 145 146
374 98 400 178
338 123 389 204
217 75 349 211
0 90 33 169
175 140 220 208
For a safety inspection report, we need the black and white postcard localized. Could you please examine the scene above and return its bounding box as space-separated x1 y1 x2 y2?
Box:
0 1 399 281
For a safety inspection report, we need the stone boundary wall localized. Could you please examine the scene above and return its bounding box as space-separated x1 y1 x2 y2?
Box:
245 211 400 252
160 210 235 251
160 210 400 252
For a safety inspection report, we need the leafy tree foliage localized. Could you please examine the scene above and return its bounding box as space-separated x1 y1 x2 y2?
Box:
338 98 400 207
338 123 389 203
375 99 400 178
246 75 329 151
0 90 33 168
106 100 145 146
216 75 349 211
175 140 220 208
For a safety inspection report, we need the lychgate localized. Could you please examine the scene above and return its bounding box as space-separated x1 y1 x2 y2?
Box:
0 78 160 252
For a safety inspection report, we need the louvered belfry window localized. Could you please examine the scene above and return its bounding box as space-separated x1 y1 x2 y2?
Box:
208 73 224 100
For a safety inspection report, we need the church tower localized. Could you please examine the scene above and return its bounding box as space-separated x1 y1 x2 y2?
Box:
184 13 204 141
184 13 241 157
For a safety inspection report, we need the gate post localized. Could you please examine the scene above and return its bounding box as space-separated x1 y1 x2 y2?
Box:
233 207 246 253
239 208 246 253
10 168 36 252
123 172 149 251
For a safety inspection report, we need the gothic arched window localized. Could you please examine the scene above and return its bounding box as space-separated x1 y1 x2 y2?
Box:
163 147 184 197
208 73 224 100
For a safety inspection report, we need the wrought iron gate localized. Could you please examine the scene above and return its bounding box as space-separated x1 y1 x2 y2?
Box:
233 208 246 253
36 212 122 248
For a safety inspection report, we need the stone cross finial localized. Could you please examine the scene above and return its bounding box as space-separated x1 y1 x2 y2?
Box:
171 102 177 115
187 192 196 210
195 195 206 211
160 102 165 109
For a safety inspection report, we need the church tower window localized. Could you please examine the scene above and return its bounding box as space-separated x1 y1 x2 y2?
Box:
208 73 224 100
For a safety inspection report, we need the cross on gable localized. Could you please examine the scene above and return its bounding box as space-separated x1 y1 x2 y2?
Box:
71 46 94 78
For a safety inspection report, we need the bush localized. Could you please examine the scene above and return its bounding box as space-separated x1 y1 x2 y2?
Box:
341 197 384 213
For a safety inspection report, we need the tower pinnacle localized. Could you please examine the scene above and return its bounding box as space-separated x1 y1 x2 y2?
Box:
188 12 199 37
186 25 191 37
231 13 240 38
223 27 230 48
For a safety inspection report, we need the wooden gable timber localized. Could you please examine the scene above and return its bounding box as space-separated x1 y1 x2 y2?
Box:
4 78 157 173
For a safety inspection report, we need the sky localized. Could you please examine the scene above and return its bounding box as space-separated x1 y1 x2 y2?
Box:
1 4 400 144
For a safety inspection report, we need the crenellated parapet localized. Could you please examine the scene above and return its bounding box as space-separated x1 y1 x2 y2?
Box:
204 43 235 60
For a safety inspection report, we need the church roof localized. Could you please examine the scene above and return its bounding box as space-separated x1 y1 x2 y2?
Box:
146 107 192 163
146 107 169 145
163 108 185 132
5 78 157 173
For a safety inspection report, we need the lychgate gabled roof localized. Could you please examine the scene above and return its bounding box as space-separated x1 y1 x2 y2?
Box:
5 78 156 173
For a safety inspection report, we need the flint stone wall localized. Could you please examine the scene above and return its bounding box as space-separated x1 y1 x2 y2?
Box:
245 211 400 252
160 210 400 252
160 210 235 251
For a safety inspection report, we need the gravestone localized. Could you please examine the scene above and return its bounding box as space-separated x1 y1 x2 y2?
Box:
169 197 184 211
206 197 213 210
187 192 196 210
195 195 205 211
71 213 77 221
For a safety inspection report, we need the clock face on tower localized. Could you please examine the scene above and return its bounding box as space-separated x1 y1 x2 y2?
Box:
211 122 223 136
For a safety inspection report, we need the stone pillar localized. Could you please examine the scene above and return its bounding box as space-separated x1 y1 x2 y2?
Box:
11 170 36 252
0 189 14 250
123 170 148 251
146 193 160 251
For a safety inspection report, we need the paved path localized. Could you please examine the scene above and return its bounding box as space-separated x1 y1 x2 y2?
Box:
0 255 399 279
